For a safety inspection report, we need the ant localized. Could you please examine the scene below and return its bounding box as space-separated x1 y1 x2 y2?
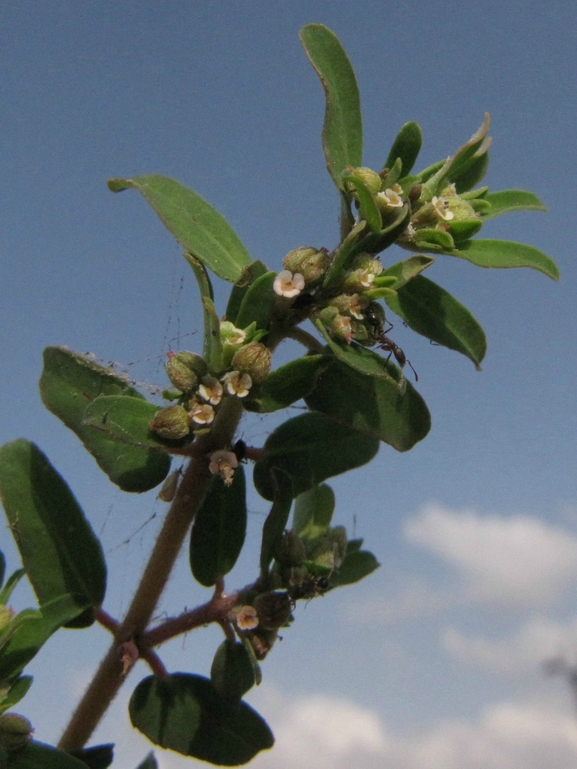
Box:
363 303 418 381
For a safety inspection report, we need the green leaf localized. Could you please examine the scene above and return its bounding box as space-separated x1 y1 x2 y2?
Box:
293 484 335 539
361 204 411 255
323 220 366 289
211 640 256 705
253 413 379 501
0 570 26 606
234 272 277 332
81 396 170 449
0 595 87 680
129 673 274 766
39 347 171 493
331 550 380 587
300 24 362 190
68 744 114 769
452 239 559 280
446 219 483 243
379 255 435 290
414 228 455 251
0 676 33 715
304 355 431 451
0 553 5 589
0 441 106 628
7 741 88 768
260 469 293 576
385 275 487 368
481 189 548 220
384 121 422 175
135 752 157 769
341 171 382 232
226 261 269 325
108 175 251 282
245 355 330 413
189 467 246 588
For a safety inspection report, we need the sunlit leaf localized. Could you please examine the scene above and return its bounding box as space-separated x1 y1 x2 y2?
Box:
300 24 362 190
331 550 380 587
0 676 33 715
108 175 251 282
293 484 335 539
234 272 277 331
245 355 330 413
481 189 547 219
384 121 422 175
226 261 269 325
39 347 170 493
82 396 171 449
452 239 559 280
385 275 487 368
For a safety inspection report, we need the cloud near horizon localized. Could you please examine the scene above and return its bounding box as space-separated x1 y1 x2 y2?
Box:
403 504 577 609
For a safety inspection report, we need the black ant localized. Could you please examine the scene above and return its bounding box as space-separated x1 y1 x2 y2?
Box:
363 303 418 381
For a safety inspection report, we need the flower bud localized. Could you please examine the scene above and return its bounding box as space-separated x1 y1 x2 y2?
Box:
165 351 207 392
348 166 382 194
316 306 353 343
253 591 292 631
283 247 330 286
274 530 306 567
0 713 33 751
150 405 191 440
231 342 272 384
329 293 367 320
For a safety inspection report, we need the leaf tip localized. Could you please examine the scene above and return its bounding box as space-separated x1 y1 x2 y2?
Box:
107 178 133 193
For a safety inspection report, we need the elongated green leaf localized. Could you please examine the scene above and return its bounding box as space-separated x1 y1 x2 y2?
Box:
108 175 251 282
245 355 330 413
293 484 335 539
260 469 293 576
481 189 547 220
0 552 4 589
305 356 431 451
385 275 487 368
211 640 256 705
0 676 33 715
201 297 223 372
39 347 171 492
82 396 172 449
331 550 380 587
8 741 88 768
0 595 87 680
189 467 246 587
226 261 269 325
300 24 362 190
380 255 435 290
234 272 277 331
314 320 397 384
0 441 106 627
129 674 274 765
253 413 379 501
453 239 559 279
323 220 366 288
385 121 422 175
0 569 25 606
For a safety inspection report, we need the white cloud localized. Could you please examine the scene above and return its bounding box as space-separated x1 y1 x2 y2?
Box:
443 615 577 675
404 504 577 608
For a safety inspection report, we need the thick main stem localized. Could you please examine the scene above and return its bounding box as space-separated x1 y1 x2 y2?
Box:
58 397 244 752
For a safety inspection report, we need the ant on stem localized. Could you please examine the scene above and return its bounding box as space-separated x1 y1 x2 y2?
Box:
363 304 418 381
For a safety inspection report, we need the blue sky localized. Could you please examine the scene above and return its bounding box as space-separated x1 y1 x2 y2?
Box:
1 2 577 767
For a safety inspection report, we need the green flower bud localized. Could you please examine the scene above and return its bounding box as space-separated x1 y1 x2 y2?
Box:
0 713 33 751
231 342 272 384
274 530 306 567
150 405 191 440
348 166 382 194
283 247 330 286
352 253 384 274
165 351 207 392
253 591 292 631
329 293 367 320
316 306 353 342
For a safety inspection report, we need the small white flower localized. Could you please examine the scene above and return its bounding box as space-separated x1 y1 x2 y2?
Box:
220 321 246 346
198 376 223 405
231 604 259 630
273 270 305 298
432 196 454 221
377 188 404 208
221 370 252 397
209 449 239 486
189 403 215 425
